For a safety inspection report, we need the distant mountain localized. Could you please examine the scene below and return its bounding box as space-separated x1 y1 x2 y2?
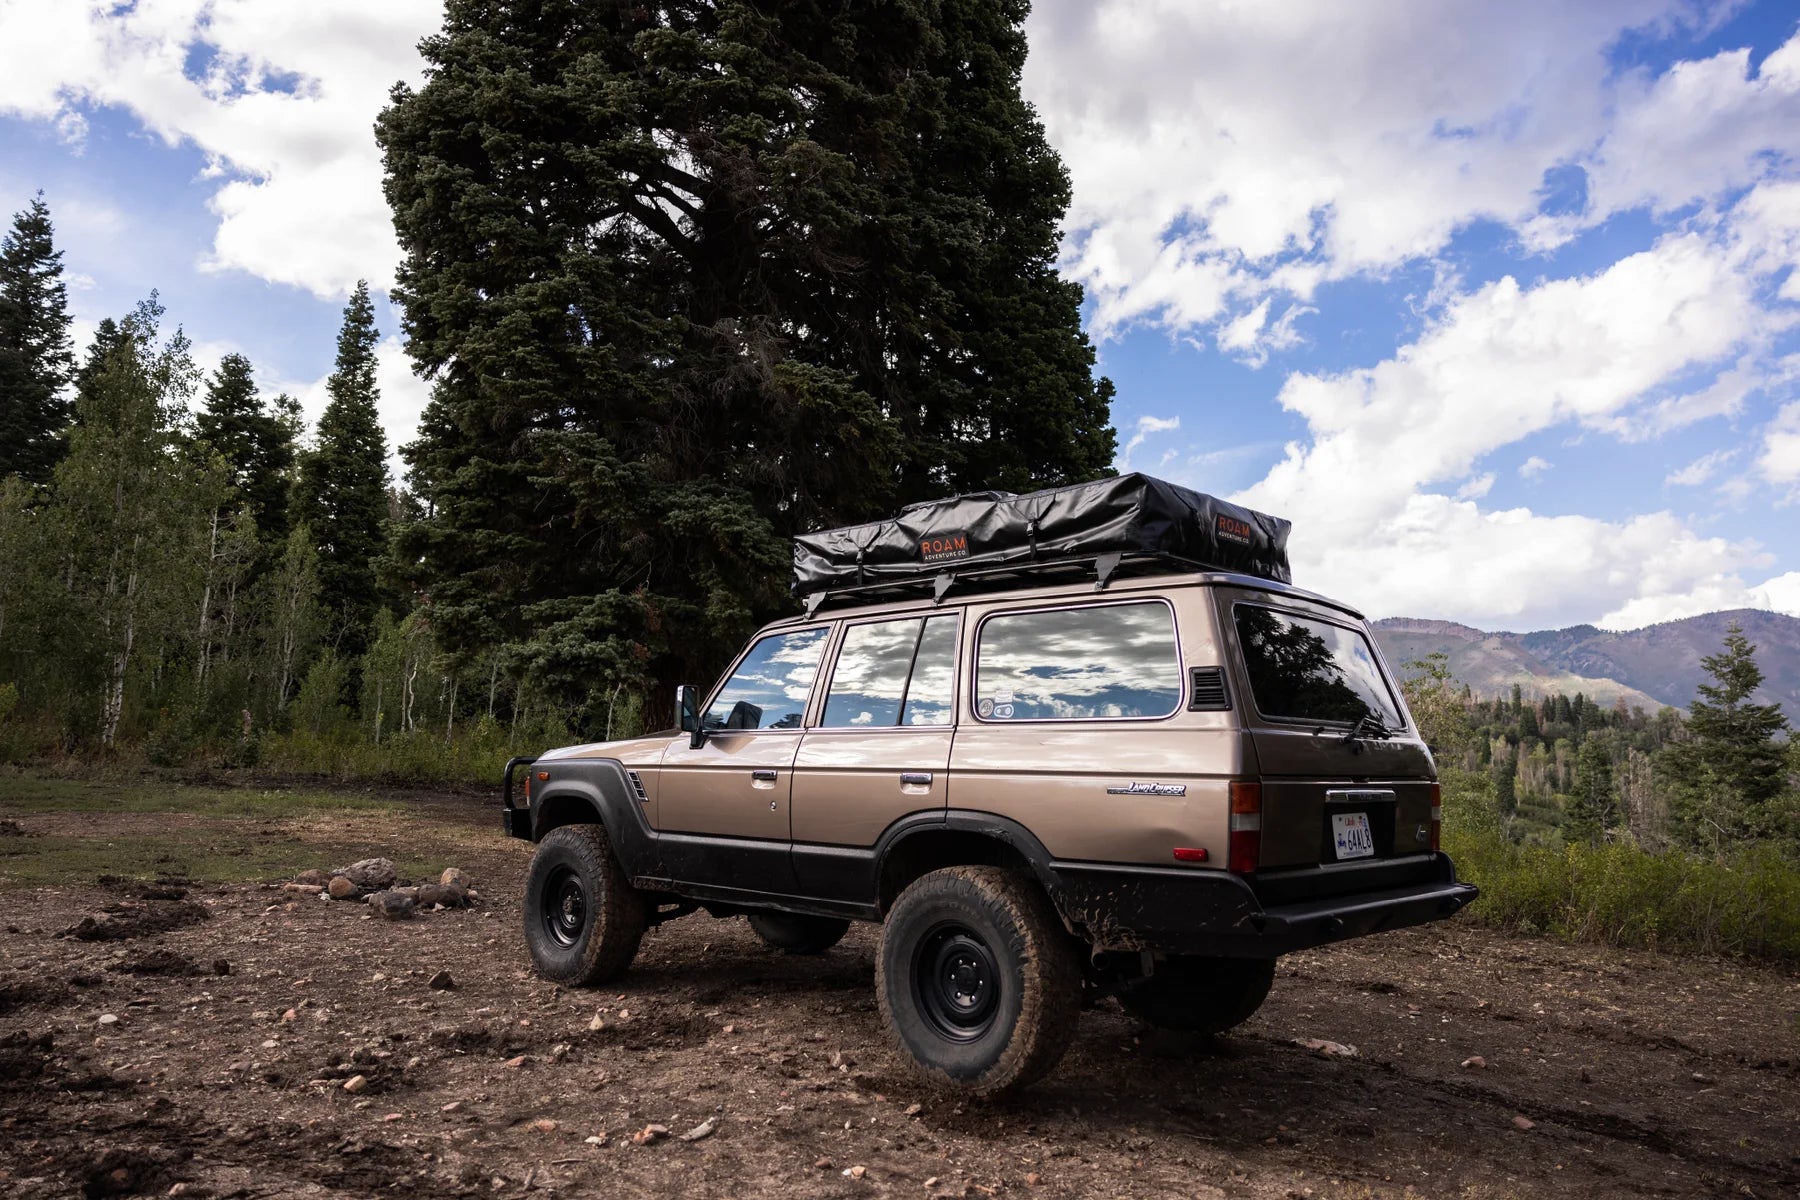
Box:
1373 608 1800 718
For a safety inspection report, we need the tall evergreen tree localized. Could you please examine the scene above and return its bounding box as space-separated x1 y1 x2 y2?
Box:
0 193 75 483
377 0 1117 727
292 281 390 661
195 352 297 556
1564 739 1617 845
1661 622 1790 849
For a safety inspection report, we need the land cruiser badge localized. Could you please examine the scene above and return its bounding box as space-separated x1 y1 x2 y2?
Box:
1106 782 1187 796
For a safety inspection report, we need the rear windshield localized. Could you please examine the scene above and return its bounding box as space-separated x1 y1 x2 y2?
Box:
1233 605 1402 728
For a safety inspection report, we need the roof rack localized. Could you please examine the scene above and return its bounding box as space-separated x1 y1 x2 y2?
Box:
800 549 1219 618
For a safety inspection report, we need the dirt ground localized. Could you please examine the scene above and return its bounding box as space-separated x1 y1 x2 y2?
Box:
1 782 1797 1200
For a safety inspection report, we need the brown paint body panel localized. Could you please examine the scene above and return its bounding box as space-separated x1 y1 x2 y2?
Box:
791 728 952 845
656 731 801 841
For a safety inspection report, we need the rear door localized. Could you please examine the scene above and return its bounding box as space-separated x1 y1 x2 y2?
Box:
1217 593 1437 875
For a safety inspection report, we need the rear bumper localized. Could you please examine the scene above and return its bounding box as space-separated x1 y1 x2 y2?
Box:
1048 853 1477 958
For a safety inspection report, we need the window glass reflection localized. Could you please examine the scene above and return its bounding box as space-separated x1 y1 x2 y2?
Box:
902 616 958 725
703 626 829 731
976 603 1180 720
822 619 920 728
1233 606 1401 727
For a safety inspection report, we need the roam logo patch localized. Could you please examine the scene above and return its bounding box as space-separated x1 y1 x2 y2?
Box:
1214 514 1254 547
918 531 970 563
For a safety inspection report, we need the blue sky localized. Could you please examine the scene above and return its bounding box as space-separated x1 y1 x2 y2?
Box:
2 0 1799 632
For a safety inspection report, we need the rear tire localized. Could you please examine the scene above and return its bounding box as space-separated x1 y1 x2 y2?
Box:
748 911 851 955
877 866 1080 1096
522 825 648 986
1117 956 1275 1034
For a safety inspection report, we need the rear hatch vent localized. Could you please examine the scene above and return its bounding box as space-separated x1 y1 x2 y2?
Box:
1188 666 1231 711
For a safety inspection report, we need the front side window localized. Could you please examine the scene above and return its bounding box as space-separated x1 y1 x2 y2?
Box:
1233 606 1402 727
820 615 960 728
975 602 1181 721
702 626 830 731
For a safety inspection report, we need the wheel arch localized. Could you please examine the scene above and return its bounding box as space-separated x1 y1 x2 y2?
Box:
875 812 1069 927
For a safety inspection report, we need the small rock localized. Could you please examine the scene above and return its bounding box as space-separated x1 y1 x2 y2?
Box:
282 882 322 894
441 1101 462 1112
382 1112 403 1123
1691 1071 1716 1085
904 1103 923 1117
343 1075 368 1094
427 970 456 991
97 1013 120 1027
679 1118 716 1142
369 891 415 920
503 1055 528 1069
842 1165 867 1179
212 959 231 976
631 1124 669 1145
1295 1037 1358 1059
327 877 360 901
584 1135 606 1146
815 1157 833 1170
280 1009 298 1023
531 1118 558 1133
1461 1055 1486 1069
1511 1115 1535 1131
335 857 398 890
293 869 331 888
923 1177 938 1188
1025 1172 1043 1186
441 867 471 889
588 1014 606 1032
721 1023 735 1035
417 884 461 909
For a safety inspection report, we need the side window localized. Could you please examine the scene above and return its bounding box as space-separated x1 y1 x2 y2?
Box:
903 616 958 725
1232 606 1402 727
820 614 961 729
702 626 830 731
975 601 1181 721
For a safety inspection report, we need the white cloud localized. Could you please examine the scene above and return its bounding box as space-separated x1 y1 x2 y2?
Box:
1120 414 1181 469
0 0 437 299
1235 225 1786 626
1666 447 1737 486
266 336 427 474
1518 456 1553 480
1752 570 1800 616
1759 400 1800 487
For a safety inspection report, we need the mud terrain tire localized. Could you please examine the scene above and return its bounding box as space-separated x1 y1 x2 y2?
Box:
1117 955 1275 1034
877 866 1080 1095
523 825 648 985
748 912 851 955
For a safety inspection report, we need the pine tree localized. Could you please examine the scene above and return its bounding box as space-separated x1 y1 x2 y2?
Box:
1564 739 1617 845
376 0 1117 728
195 353 297 557
1661 622 1790 849
292 281 389 661
0 193 75 483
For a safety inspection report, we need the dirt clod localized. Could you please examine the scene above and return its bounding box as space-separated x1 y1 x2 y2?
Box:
427 970 455 991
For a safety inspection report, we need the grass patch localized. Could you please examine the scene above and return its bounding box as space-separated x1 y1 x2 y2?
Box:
0 775 501 888
0 775 403 816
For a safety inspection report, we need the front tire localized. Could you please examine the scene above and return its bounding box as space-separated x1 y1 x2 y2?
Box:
1117 956 1275 1033
876 866 1080 1096
522 825 648 985
748 911 851 955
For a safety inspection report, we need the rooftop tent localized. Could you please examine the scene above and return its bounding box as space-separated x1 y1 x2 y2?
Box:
793 473 1291 599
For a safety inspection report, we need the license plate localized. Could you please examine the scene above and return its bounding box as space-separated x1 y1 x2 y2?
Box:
1332 812 1375 860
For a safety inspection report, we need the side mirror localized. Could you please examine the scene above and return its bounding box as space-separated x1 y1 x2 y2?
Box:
676 684 705 749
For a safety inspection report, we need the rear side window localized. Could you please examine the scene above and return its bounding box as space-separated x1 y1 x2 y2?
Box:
821 615 959 728
703 626 830 731
975 601 1181 721
1233 606 1401 727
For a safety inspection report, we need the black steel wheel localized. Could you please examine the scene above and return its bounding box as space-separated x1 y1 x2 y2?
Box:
1117 956 1276 1034
876 866 1080 1096
522 825 648 985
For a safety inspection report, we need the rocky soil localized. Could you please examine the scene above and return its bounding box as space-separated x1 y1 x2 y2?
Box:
0 795 1796 1199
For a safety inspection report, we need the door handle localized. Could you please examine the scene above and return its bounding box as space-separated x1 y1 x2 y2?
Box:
899 772 933 787
751 769 778 782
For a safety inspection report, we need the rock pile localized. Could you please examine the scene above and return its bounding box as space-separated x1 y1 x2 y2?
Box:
280 858 483 921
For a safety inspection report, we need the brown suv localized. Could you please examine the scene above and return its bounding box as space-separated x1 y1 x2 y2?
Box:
501 475 1477 1094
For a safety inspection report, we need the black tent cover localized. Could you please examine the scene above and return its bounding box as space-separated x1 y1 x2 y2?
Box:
793 473 1291 595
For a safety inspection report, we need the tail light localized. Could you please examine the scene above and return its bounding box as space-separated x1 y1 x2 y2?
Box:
1429 781 1442 853
1228 780 1262 874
